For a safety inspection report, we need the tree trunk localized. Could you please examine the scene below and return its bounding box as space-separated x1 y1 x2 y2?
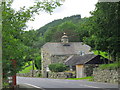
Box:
0 1 3 89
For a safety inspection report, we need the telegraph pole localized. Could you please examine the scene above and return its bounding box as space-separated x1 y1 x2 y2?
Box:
0 0 2 89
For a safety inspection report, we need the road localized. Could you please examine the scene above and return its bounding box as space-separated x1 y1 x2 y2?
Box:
17 77 119 90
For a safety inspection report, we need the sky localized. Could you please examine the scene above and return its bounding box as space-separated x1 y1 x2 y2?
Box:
11 0 98 31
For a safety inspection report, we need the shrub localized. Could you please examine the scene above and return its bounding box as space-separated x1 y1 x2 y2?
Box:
48 63 67 72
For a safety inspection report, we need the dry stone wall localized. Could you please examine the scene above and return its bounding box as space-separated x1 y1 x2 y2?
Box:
48 72 75 79
17 70 40 77
93 68 119 84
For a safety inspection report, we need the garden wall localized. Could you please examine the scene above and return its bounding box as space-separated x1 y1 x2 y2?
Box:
93 68 119 84
48 72 75 79
17 70 41 77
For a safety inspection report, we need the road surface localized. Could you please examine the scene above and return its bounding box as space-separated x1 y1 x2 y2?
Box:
17 77 119 90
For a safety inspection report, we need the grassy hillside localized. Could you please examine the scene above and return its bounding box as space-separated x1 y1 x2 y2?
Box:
19 61 37 73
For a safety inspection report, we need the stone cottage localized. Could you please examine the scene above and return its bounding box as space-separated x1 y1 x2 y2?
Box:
41 33 92 78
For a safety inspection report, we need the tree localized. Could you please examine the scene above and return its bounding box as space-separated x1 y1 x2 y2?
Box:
44 21 80 42
0 1 2 88
83 2 120 61
2 0 62 80
56 21 80 42
76 17 90 42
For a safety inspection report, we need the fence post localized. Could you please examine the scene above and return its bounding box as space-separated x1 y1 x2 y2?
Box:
11 60 17 87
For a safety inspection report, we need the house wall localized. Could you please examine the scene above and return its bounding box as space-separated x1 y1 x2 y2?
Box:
41 49 52 78
41 49 71 78
84 64 97 76
76 64 85 78
51 55 70 63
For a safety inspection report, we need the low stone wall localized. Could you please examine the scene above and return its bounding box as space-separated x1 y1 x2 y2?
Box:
17 70 41 77
48 72 75 79
93 68 119 84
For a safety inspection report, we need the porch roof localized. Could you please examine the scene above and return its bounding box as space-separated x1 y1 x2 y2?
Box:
64 54 112 66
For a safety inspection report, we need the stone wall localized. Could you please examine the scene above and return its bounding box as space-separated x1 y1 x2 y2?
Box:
17 70 41 77
84 64 98 76
51 55 70 63
48 72 75 79
93 68 119 84
41 49 51 78
41 48 71 78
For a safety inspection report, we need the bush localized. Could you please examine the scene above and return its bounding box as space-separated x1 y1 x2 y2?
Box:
49 63 67 72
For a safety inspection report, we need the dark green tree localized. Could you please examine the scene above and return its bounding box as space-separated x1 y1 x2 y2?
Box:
83 2 120 61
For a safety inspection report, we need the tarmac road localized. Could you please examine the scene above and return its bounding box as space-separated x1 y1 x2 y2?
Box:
17 76 119 90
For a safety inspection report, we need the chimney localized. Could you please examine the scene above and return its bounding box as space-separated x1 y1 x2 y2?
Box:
61 33 69 44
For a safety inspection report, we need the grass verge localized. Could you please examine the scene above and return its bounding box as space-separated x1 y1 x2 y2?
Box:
99 61 120 70
67 76 93 80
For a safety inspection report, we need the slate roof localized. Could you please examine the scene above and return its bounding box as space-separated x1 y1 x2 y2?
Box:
64 54 112 66
41 42 91 55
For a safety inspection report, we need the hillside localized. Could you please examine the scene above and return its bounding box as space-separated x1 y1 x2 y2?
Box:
36 15 81 35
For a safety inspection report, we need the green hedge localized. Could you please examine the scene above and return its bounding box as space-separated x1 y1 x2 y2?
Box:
49 63 67 72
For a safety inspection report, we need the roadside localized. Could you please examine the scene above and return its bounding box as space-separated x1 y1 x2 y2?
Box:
17 84 43 90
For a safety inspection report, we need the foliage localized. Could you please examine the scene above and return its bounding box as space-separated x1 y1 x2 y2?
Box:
49 63 67 72
44 21 80 42
37 15 90 43
36 15 89 44
93 50 109 58
34 55 41 70
37 15 81 34
2 0 62 79
19 64 37 74
83 2 120 61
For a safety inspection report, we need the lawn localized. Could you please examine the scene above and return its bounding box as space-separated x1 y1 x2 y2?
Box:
19 61 37 73
99 61 120 69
